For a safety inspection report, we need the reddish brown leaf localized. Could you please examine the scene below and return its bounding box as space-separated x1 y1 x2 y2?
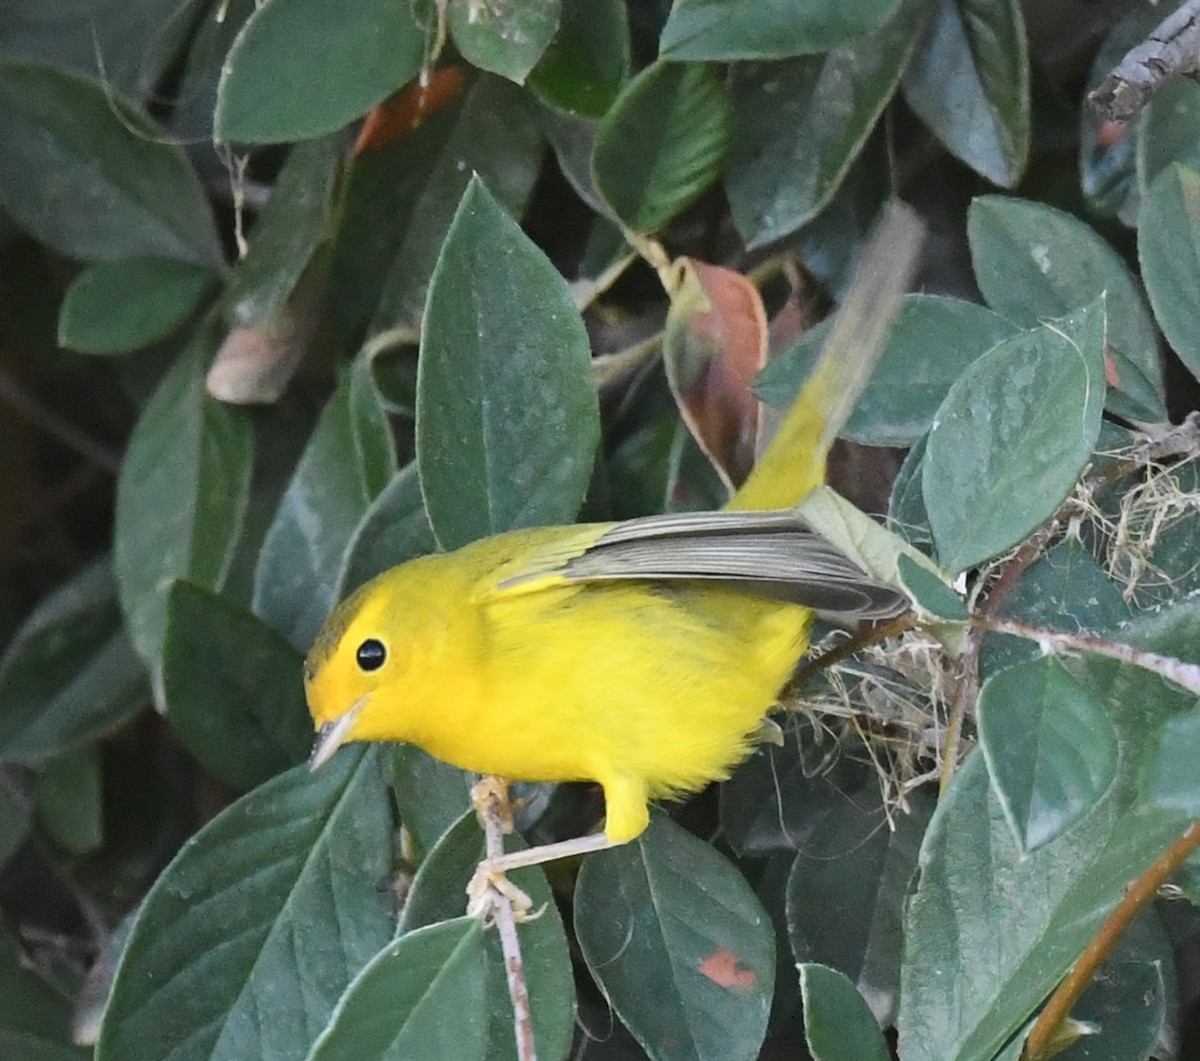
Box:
352 67 467 156
698 948 757 991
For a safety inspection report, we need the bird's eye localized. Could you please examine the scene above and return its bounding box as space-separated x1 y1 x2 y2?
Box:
355 638 387 672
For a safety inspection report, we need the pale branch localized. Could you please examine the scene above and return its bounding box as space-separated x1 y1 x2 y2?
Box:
1090 0 1200 122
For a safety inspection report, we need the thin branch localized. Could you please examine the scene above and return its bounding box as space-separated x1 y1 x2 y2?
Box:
1090 0 1200 122
477 778 538 1061
1023 820 1200 1060
0 367 121 474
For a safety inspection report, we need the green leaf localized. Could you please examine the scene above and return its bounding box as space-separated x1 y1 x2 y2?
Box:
968 194 1165 422
660 0 902 59
755 294 1017 446
215 0 430 143
0 60 220 265
0 558 148 764
897 601 1200 1060
724 0 925 247
0 782 30 871
575 813 775 1061
592 60 733 233
253 355 396 649
114 328 255 673
1138 75 1200 191
787 789 932 1026
979 656 1119 852
58 259 216 355
1138 163 1200 384
162 582 311 790
0 921 87 1060
901 0 1029 187
330 75 544 341
448 0 559 84
396 813 576 1061
1144 710 1200 815
337 463 437 598
527 0 629 118
96 751 395 1061
34 746 103 855
308 918 487 1061
888 432 932 547
389 745 473 857
1057 954 1167 1061
418 176 598 548
798 964 891 1061
922 301 1106 575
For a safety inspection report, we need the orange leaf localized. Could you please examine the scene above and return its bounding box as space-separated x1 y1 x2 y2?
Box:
353 67 466 156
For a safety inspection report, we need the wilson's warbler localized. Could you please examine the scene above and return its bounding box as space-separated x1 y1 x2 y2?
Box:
306 205 921 865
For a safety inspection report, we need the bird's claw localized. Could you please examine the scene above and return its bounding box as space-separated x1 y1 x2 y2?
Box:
466 860 543 922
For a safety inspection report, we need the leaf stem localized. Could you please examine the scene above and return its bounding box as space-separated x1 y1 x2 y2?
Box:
1023 820 1200 1060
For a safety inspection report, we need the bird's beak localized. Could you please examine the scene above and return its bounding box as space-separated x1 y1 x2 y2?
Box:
309 697 368 770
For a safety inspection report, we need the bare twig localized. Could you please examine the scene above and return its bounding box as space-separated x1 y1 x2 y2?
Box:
1090 0 1200 122
1023 821 1200 1060
477 778 538 1061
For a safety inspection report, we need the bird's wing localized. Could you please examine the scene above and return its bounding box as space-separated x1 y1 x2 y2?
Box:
494 510 909 621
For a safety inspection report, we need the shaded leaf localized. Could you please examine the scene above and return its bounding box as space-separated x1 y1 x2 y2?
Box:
34 746 103 855
528 0 629 118
724 0 925 247
593 61 733 233
58 259 216 356
660 0 902 59
0 783 29 871
162 582 311 791
0 60 220 264
1138 75 1200 191
968 194 1164 422
253 355 396 649
575 813 775 1061
979 656 1119 852
0 922 87 1060
114 327 255 673
922 301 1106 575
0 558 148 764
799 963 891 1061
96 751 395 1061
418 176 598 548
389 745 473 857
1144 709 1200 815
215 0 430 143
902 0 1029 187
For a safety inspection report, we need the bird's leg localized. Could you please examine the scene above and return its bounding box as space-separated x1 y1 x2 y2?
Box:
467 776 617 919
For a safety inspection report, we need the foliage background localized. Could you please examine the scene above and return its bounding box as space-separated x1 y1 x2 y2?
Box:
4 0 1200 1059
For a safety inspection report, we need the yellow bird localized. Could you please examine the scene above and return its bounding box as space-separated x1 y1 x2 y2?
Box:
305 205 921 869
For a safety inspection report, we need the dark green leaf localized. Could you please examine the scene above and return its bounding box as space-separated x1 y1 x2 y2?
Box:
389 745 473 857
162 582 311 790
397 813 576 1061
114 327 255 672
330 75 543 341
1139 163 1200 384
96 751 395 1061
787 788 932 1026
58 259 216 355
968 194 1165 422
337 463 436 598
418 176 598 548
593 61 732 233
253 355 396 649
1144 710 1200 815
215 0 430 143
897 555 967 619
979 656 1119 852
724 0 925 247
0 60 220 264
1057 956 1166 1061
575 813 775 1061
922 301 1106 575
0 783 29 870
308 918 487 1061
34 746 103 855
448 0 559 84
0 922 87 1060
887 432 932 547
901 0 1029 187
755 294 1017 446
897 601 1200 1060
0 558 148 764
528 0 629 118
798 963 890 1061
660 0 902 59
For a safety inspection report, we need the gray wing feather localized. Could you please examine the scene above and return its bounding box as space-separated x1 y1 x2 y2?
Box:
504 510 910 620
